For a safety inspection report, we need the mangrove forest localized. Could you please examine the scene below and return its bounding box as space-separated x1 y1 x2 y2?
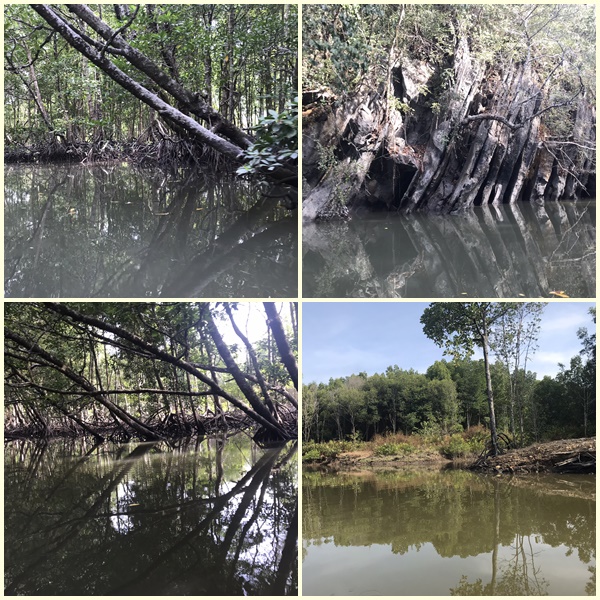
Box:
303 303 595 456
5 302 298 443
5 5 298 298
4 302 299 595
301 5 595 298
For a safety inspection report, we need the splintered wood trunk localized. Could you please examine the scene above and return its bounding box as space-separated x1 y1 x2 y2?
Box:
302 32 594 220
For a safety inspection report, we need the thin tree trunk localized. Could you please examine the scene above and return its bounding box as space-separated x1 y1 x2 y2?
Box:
264 302 298 392
482 324 499 456
5 328 162 441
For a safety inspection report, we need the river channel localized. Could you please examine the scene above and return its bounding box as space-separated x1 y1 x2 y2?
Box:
303 201 596 298
5 164 297 298
5 435 298 595
302 469 595 595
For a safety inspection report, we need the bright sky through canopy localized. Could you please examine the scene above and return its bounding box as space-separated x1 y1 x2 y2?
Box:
302 302 595 384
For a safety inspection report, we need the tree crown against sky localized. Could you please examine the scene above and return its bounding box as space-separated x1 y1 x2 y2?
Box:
303 306 594 444
302 302 595 384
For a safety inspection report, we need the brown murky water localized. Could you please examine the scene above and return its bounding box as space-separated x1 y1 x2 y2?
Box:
303 468 595 595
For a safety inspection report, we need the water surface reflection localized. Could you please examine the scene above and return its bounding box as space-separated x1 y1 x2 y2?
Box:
303 201 595 298
302 469 595 595
5 164 297 298
5 436 297 595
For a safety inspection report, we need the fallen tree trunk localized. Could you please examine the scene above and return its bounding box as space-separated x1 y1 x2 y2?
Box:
65 3 253 151
31 4 296 185
470 437 596 474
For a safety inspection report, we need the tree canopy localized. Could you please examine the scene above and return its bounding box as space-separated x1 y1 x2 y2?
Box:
4 302 298 443
303 305 594 447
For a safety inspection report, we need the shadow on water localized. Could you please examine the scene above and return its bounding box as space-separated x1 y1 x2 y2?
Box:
5 435 298 595
5 164 297 298
303 201 596 298
302 469 595 596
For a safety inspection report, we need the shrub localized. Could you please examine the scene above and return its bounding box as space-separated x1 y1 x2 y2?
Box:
418 420 445 444
440 434 471 458
302 439 360 462
303 448 324 462
236 98 298 176
463 425 488 455
374 442 415 457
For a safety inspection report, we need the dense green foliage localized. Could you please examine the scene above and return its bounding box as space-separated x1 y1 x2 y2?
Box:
237 97 298 176
5 4 297 146
303 308 595 445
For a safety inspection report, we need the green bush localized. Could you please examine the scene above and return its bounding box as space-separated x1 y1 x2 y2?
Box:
374 442 415 457
463 425 488 455
302 439 360 462
303 448 324 462
236 98 298 176
440 434 471 458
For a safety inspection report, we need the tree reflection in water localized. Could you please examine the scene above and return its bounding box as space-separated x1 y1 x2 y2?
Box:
303 201 595 298
302 469 595 595
4 164 297 298
5 435 297 595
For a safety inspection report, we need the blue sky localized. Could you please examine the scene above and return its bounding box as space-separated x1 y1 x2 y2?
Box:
302 302 595 383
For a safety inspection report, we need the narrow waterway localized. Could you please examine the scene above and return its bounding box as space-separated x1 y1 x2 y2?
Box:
5 435 298 595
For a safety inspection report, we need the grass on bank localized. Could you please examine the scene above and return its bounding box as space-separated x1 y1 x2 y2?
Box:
303 425 490 463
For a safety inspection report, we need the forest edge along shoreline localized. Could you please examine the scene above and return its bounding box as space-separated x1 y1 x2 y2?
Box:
304 436 596 476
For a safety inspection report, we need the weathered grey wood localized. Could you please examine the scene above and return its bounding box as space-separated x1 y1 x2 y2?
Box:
303 28 594 219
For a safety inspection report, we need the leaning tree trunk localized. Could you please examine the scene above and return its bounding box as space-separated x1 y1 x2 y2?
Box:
31 4 297 185
4 329 163 441
264 302 299 393
43 302 293 440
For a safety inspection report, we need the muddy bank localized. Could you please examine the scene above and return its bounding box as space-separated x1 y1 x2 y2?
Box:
471 437 596 474
4 137 226 169
4 408 297 445
306 448 454 472
305 437 596 474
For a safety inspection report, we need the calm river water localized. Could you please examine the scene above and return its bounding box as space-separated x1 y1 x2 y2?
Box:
303 469 595 596
5 435 297 595
5 164 297 298
303 201 596 298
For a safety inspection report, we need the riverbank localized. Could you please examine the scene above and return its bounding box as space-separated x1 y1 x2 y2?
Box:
4 138 224 168
304 436 596 474
5 407 298 446
471 436 595 474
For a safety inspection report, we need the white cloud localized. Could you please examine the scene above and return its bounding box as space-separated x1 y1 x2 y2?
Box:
540 310 591 333
310 345 387 380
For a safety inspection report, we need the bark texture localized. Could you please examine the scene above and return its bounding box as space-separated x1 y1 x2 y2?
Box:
303 35 595 220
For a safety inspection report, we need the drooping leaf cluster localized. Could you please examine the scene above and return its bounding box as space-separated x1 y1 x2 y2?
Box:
237 97 298 176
